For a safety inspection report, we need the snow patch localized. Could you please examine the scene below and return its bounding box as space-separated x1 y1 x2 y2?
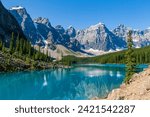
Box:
84 48 124 56
133 39 140 42
89 22 105 30
10 6 24 10
68 25 73 29
135 46 141 48
116 48 124 51
84 48 105 56
108 49 115 52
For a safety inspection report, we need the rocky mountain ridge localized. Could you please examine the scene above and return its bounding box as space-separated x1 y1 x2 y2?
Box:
113 24 150 48
8 5 150 56
0 2 27 47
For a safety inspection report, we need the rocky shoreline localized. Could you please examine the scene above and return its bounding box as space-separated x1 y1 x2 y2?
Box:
92 67 150 100
106 67 150 100
0 51 70 72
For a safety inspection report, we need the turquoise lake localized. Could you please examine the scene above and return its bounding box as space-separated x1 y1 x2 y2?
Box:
0 64 148 100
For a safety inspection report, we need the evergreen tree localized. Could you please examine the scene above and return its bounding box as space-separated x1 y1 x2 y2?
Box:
23 39 26 54
0 39 2 50
35 46 41 60
28 42 32 57
19 38 23 55
16 34 20 52
10 32 15 54
124 31 136 84
46 50 49 61
46 50 48 57
38 46 41 60
61 51 64 64
2 43 5 52
32 47 36 60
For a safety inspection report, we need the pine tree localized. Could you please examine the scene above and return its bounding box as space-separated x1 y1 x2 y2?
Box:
124 31 136 84
10 32 15 54
38 46 41 60
61 51 64 64
23 39 26 54
28 42 32 57
16 34 20 52
46 50 49 61
0 39 2 50
2 43 5 52
46 50 48 57
19 38 23 55
35 46 41 60
32 48 35 60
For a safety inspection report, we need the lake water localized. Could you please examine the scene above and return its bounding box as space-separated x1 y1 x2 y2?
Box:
0 64 148 100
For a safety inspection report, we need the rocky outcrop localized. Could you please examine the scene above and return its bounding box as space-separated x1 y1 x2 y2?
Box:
106 68 150 100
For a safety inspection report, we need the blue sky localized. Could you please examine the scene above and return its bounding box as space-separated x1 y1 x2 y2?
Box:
1 0 150 30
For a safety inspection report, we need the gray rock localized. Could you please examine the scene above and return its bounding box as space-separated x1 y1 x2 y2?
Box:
75 23 126 51
66 26 76 38
9 7 42 44
113 24 150 48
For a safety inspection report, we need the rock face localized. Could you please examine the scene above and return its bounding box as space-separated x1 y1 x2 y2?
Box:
9 6 40 44
9 6 82 52
0 1 26 46
106 68 150 100
75 23 126 51
34 17 81 51
34 17 63 45
66 26 76 38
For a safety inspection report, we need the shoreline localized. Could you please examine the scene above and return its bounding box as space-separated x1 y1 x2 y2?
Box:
101 67 150 100
0 51 72 73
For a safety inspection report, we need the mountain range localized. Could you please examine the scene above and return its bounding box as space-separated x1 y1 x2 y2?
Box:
2 2 150 58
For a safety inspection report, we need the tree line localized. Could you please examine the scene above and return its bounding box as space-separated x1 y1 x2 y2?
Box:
0 32 51 62
62 45 150 65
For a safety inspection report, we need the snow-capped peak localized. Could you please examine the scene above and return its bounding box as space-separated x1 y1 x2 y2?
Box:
68 25 74 29
89 22 105 30
10 6 24 10
94 22 105 27
97 22 105 25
